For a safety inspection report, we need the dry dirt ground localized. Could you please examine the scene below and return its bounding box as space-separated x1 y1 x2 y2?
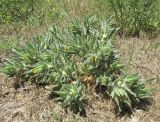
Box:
0 37 160 122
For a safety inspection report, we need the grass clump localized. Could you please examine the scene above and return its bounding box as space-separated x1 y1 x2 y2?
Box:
0 0 34 24
0 37 19 54
0 0 66 24
1 16 150 115
108 0 160 37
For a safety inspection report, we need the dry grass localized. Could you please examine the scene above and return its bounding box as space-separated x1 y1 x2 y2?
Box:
0 35 160 121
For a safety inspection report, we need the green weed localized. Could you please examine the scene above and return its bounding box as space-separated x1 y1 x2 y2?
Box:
55 81 87 114
1 16 150 114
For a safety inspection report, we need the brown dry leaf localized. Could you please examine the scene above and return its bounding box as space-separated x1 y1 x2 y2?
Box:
81 75 95 87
